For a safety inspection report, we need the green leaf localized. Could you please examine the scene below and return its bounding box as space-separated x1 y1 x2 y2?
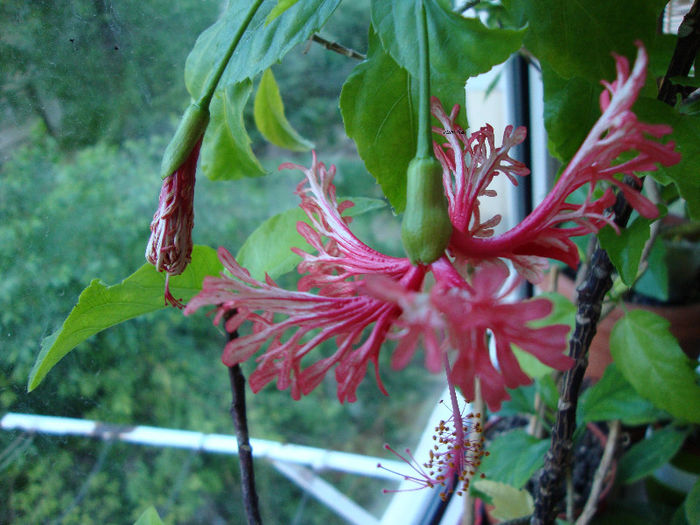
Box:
254 69 313 151
526 2 674 167
541 64 601 162
610 310 700 423
340 28 417 212
518 0 666 82
266 0 300 23
472 480 533 521
686 478 700 525
598 215 653 286
579 363 668 425
633 238 669 302
532 292 576 328
371 0 525 113
28 246 223 391
236 197 387 280
236 206 311 281
512 346 554 380
618 425 689 484
480 429 549 488
636 99 700 220
185 0 341 101
200 81 266 180
134 506 164 525
673 507 691 525
500 384 536 417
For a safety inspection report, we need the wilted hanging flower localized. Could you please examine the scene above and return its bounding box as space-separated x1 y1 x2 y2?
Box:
435 44 680 283
146 102 209 308
146 140 200 308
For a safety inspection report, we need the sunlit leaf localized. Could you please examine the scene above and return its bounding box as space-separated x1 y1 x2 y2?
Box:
237 197 387 280
186 0 341 101
266 0 301 23
200 81 266 180
611 310 700 423
472 480 533 521
28 246 223 392
237 206 311 281
254 69 313 151
134 506 164 525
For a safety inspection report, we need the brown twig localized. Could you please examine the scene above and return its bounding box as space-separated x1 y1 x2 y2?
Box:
225 314 262 525
310 34 365 60
228 364 262 525
531 3 700 523
532 186 632 524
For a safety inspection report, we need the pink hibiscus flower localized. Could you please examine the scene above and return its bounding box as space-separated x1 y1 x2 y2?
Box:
185 155 569 409
437 44 679 282
184 43 678 414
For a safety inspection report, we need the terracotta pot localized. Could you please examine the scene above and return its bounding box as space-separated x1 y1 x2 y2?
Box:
546 273 700 380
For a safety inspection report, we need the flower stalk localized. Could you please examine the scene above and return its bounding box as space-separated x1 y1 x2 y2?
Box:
401 0 452 265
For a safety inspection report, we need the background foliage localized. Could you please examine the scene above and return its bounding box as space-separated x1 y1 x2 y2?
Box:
0 1 445 523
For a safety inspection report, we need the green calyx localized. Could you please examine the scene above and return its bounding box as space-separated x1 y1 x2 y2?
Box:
160 102 210 179
401 157 453 264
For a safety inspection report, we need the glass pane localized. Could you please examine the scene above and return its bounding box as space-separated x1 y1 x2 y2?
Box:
0 1 460 523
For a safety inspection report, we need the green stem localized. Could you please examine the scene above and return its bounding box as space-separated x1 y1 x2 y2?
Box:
198 0 265 108
415 0 432 158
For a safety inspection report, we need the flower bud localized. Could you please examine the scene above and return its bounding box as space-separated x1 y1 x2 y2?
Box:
401 157 453 264
160 102 209 179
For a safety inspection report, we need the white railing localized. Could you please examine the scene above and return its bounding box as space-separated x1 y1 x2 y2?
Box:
1 411 415 525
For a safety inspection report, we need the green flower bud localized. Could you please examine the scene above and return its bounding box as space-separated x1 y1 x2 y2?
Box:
401 157 453 264
160 102 210 179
